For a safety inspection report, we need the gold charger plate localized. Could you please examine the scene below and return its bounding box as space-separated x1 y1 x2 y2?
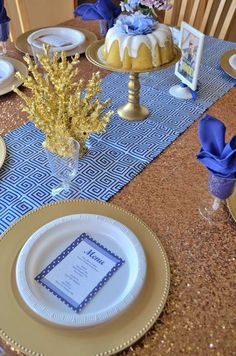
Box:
86 39 181 73
227 191 236 221
220 50 236 79
0 200 170 356
0 137 6 168
0 57 28 96
15 26 97 56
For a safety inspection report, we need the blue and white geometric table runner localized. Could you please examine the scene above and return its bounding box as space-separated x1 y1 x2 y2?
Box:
0 36 235 235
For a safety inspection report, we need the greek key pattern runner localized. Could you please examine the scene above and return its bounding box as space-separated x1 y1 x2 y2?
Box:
0 36 235 235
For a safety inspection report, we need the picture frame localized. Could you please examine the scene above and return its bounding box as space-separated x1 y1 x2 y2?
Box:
175 21 205 91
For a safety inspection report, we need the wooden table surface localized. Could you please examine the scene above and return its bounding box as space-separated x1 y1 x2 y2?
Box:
0 18 236 356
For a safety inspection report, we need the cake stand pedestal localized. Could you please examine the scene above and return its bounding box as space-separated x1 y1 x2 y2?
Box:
117 72 149 121
86 39 181 121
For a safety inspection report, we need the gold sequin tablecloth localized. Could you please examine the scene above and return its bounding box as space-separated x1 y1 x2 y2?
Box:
1 18 236 356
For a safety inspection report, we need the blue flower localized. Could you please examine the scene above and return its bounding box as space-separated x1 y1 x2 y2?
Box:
115 14 156 36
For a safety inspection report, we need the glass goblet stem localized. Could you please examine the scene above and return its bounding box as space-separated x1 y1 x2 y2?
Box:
0 41 7 55
212 197 221 211
51 180 70 197
63 180 70 192
199 172 236 224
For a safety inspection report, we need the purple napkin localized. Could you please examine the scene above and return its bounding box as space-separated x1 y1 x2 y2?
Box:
74 0 121 26
0 0 10 42
197 114 236 199
197 115 236 177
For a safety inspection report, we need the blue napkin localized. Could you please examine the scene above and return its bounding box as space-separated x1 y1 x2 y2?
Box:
0 0 10 41
197 114 236 178
74 0 121 25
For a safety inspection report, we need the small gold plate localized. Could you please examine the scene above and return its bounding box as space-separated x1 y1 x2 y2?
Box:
86 39 181 73
227 192 236 222
220 50 236 79
15 26 97 56
0 200 170 356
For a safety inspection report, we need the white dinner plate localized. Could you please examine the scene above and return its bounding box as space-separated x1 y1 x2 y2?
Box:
27 27 85 52
0 58 14 87
15 27 97 57
229 53 236 71
15 214 147 328
0 56 28 96
227 191 236 222
220 50 236 80
0 136 6 168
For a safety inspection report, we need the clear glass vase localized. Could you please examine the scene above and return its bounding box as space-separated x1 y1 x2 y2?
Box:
199 171 236 224
30 41 54 76
44 137 80 197
99 19 114 38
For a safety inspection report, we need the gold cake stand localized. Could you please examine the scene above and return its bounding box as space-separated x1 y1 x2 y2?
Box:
86 39 181 121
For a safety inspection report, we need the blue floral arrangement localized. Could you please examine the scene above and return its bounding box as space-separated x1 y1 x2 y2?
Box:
115 13 156 35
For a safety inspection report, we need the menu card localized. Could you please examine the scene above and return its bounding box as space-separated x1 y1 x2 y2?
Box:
35 35 73 48
35 233 125 313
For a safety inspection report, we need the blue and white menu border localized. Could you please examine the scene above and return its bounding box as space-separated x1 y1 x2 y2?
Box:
35 233 125 313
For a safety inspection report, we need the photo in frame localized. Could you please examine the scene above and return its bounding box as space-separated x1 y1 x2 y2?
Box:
175 21 205 91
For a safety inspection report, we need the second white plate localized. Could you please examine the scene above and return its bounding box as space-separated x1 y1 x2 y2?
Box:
220 50 236 79
0 57 28 96
0 58 14 86
16 214 147 328
229 53 236 71
0 136 6 168
27 27 85 52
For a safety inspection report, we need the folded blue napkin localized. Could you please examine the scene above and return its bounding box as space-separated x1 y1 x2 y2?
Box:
197 115 236 178
74 0 121 25
0 0 10 42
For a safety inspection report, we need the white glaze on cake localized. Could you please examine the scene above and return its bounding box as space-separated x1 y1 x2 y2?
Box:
104 22 172 67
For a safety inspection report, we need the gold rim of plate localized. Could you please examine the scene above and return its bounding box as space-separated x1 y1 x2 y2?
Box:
0 199 170 356
0 136 6 168
86 39 181 73
220 50 236 80
15 26 97 56
227 192 236 222
0 56 28 96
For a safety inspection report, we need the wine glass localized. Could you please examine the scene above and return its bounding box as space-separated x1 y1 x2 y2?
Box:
0 20 10 55
199 171 236 224
45 137 80 197
0 345 6 355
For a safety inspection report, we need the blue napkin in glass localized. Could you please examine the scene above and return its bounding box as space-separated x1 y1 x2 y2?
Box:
197 114 236 178
74 0 121 26
0 0 10 41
